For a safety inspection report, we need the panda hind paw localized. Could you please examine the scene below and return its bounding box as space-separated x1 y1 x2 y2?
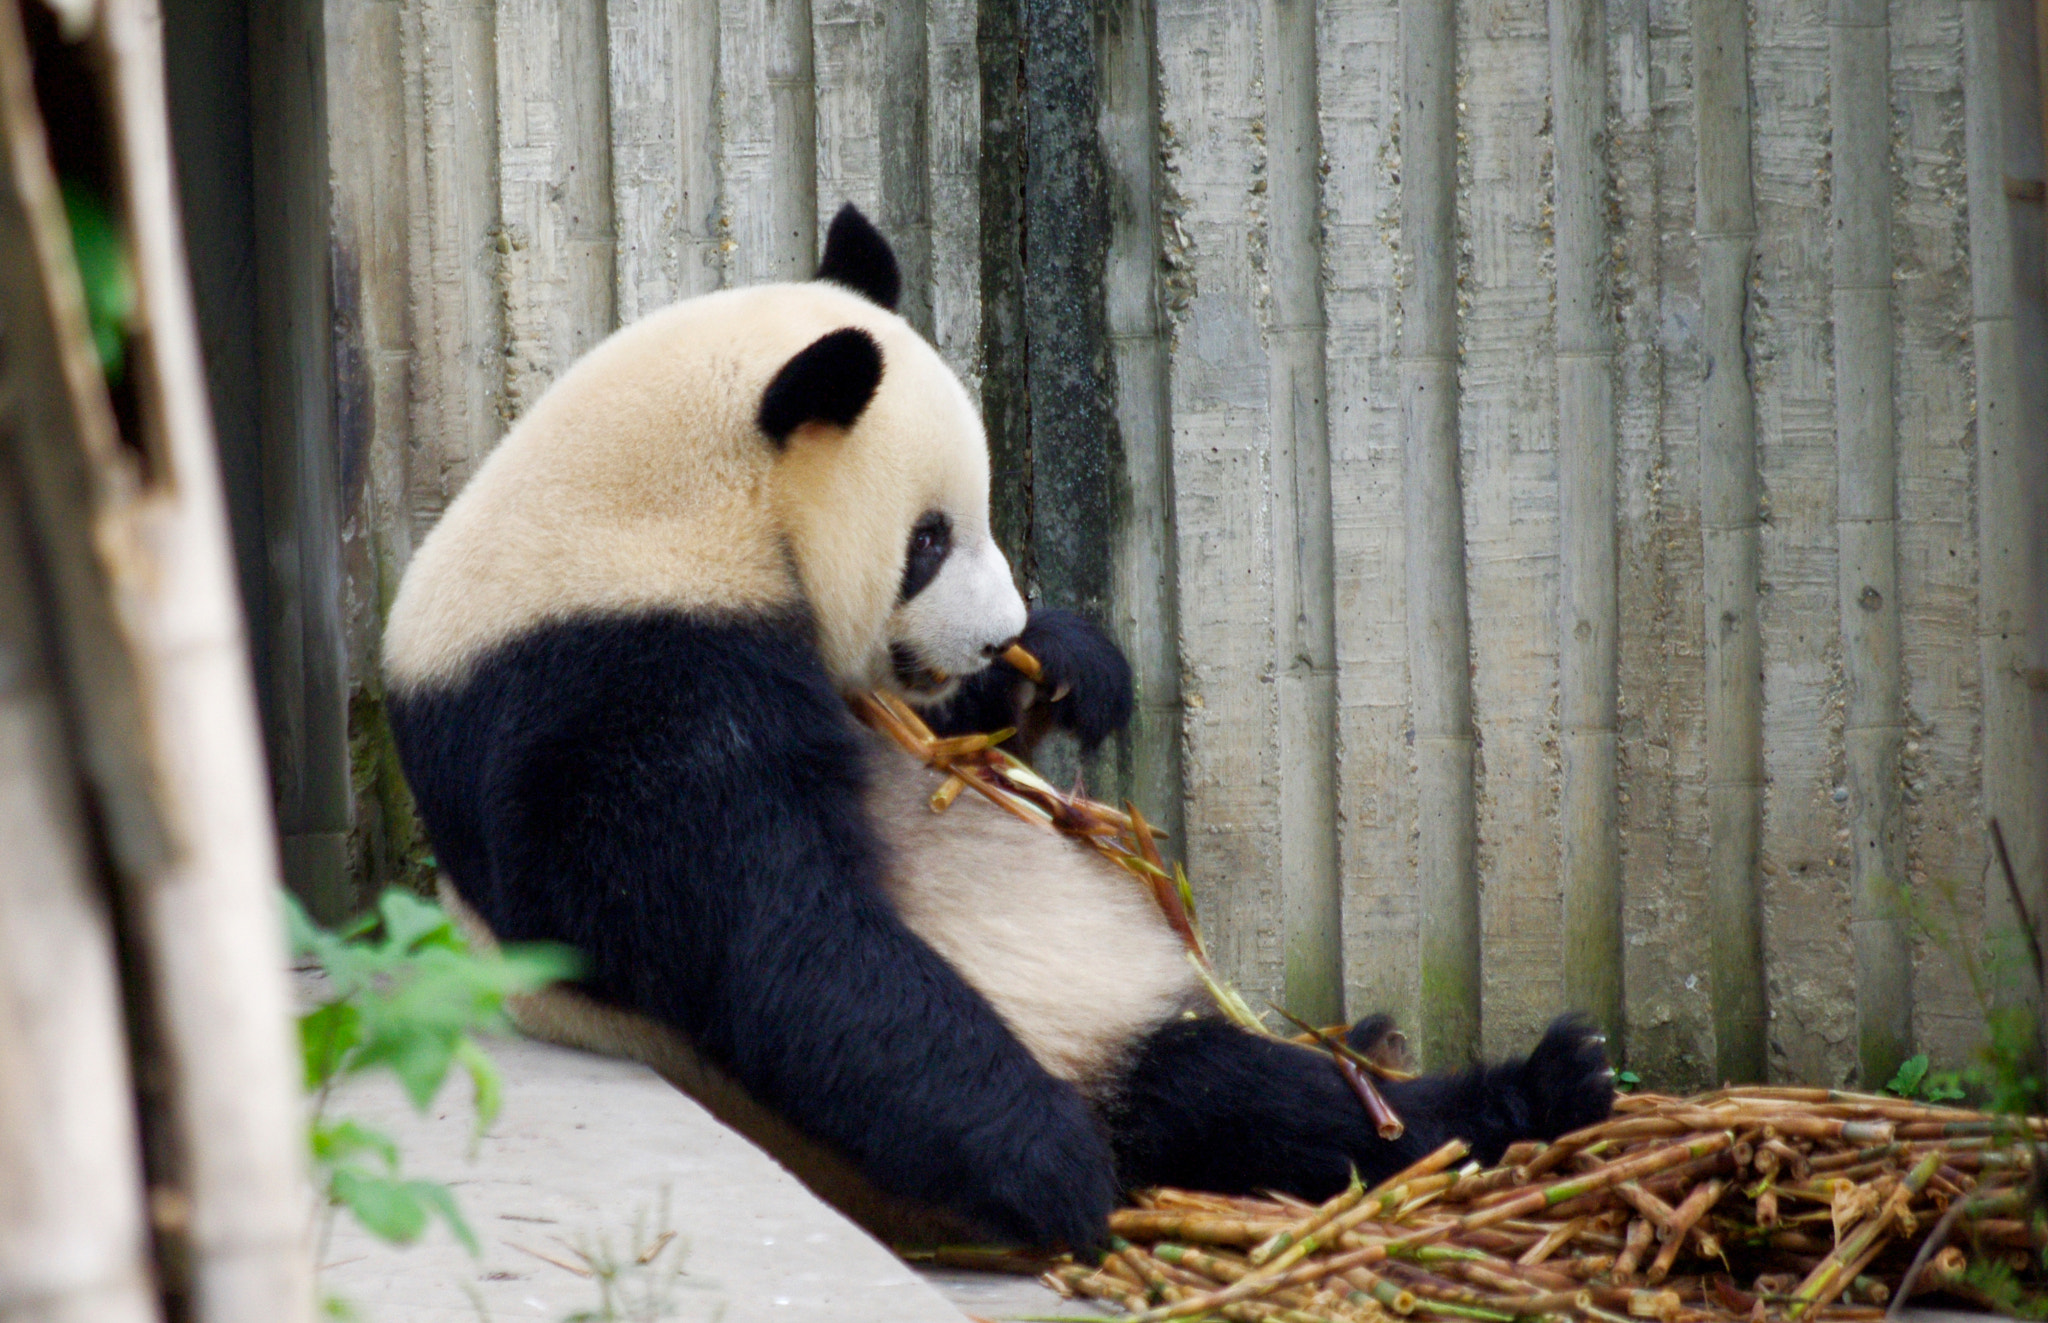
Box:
965 1129 1117 1253
1516 1014 1616 1142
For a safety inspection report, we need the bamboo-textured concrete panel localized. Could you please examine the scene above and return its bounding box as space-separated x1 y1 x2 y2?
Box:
1751 0 1856 1086
1459 0 1564 1061
1889 0 1999 1058
1156 0 1287 1005
1830 0 1911 1090
1887 1 1981 1071
295 0 2033 1088
926 0 981 385
1399 0 1481 1067
722 0 817 280
253 0 351 918
400 0 503 528
1098 0 1184 848
498 0 616 416
1612 0 1715 1086
1696 0 1769 1083
1551 0 1622 1050
609 0 725 318
1964 0 2043 1031
1318 0 1412 1033
1262 0 1343 1026
814 0 932 334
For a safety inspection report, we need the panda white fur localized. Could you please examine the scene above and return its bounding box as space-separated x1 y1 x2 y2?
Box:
384 205 1613 1250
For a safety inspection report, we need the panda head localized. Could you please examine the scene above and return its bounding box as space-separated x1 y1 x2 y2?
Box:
381 204 1025 701
763 206 1027 698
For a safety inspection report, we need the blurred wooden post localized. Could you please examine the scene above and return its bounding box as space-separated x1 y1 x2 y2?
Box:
0 1 313 1319
0 14 161 1318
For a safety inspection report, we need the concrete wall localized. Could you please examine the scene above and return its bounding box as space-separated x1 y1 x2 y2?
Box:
241 0 2038 1089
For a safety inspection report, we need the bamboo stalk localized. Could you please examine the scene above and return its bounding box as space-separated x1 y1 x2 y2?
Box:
1460 1134 1736 1233
1249 1176 1366 1266
1400 0 1480 1070
1785 1153 1942 1318
1643 1180 1725 1284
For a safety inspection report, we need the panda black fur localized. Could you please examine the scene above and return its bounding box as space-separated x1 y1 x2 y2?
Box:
383 204 1614 1251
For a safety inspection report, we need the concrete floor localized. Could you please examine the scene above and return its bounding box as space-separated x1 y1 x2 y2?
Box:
315 1031 1094 1323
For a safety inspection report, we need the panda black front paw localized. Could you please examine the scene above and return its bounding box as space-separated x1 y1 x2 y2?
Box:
1009 608 1134 755
922 607 1134 758
1514 1014 1616 1142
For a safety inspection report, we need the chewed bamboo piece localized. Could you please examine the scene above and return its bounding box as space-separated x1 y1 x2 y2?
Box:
1017 1088 2046 1323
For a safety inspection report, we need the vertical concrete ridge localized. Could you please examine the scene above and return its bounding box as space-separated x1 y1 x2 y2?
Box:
1963 0 2043 1034
1550 0 1623 1051
1693 0 1767 1083
1400 0 1480 1065
1263 0 1342 1025
609 0 725 318
1828 0 1911 1089
401 4 504 528
721 0 817 280
1099 0 1185 849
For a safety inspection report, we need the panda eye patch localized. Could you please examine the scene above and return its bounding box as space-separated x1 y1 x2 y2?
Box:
899 512 953 601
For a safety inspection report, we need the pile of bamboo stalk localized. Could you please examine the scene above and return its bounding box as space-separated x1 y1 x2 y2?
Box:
1031 1088 2043 1323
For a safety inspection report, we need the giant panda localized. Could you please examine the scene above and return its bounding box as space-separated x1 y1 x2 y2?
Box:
382 204 1614 1251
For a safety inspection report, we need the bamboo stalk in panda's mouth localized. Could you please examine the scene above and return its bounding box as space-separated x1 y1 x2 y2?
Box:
1001 642 1045 682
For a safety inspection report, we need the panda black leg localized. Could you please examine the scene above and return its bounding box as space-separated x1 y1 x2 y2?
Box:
1105 1015 1614 1200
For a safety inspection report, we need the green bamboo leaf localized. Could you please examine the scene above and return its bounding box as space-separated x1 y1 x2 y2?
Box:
311 1118 399 1172
331 1168 428 1244
453 1035 503 1133
410 1180 480 1256
60 179 133 384
298 1000 362 1090
378 889 459 954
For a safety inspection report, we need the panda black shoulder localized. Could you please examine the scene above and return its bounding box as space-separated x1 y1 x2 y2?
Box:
385 610 883 954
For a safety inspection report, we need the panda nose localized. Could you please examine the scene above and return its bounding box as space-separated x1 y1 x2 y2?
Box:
983 636 1019 659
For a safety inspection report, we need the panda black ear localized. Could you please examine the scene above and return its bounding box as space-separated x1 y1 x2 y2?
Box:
758 328 884 446
815 204 900 310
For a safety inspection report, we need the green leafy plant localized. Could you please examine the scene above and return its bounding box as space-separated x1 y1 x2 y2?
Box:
1883 1052 1966 1104
288 890 578 1258
1613 1070 1640 1094
60 178 134 385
